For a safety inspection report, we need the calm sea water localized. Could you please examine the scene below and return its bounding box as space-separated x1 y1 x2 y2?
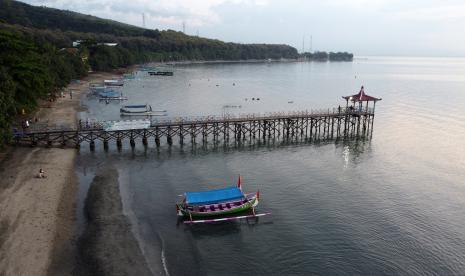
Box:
77 57 465 275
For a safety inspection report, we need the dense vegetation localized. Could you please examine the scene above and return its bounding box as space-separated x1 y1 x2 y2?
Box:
0 0 299 71
301 51 354 61
0 0 161 38
0 29 87 146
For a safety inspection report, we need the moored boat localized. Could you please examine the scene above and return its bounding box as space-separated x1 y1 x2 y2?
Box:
176 176 260 220
104 79 124 86
148 71 173 76
89 82 106 93
98 90 127 100
120 104 166 116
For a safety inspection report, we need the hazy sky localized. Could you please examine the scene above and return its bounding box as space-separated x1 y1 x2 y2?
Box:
23 0 465 56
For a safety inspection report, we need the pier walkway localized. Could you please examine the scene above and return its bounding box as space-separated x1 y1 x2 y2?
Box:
13 107 376 150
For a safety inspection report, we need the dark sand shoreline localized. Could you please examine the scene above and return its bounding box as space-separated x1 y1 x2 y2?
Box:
75 166 154 276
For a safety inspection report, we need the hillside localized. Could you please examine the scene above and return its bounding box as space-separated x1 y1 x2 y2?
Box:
0 0 299 63
0 0 160 38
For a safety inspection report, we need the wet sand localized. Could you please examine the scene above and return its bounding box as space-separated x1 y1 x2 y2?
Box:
76 166 153 276
0 72 120 276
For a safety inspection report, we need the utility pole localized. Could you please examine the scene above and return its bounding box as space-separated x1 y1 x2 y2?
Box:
302 35 305 53
182 21 186 33
310 35 313 53
142 13 146 28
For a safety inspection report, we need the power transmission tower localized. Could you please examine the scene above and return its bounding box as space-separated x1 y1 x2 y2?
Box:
182 21 186 33
142 13 146 28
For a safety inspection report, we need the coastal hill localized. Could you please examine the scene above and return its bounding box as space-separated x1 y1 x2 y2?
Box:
0 0 159 37
0 0 299 67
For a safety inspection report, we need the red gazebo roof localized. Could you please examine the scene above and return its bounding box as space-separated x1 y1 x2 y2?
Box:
343 86 381 102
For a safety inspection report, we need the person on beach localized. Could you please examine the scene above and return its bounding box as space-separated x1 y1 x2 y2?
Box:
38 168 46 178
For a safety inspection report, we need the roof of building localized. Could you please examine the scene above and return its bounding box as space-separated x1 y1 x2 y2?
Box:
343 86 381 102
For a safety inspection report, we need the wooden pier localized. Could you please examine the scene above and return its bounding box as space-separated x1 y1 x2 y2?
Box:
13 107 377 150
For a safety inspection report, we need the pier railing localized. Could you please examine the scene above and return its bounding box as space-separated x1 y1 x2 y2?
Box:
152 107 374 126
13 106 376 148
14 107 373 134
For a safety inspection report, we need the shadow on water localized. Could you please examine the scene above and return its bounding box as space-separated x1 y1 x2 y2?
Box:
183 220 274 237
86 136 374 161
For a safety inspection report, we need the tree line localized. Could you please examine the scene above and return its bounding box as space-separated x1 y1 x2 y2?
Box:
0 29 87 146
300 51 354 61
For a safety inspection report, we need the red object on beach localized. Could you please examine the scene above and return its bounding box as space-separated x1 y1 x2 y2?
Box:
237 175 242 190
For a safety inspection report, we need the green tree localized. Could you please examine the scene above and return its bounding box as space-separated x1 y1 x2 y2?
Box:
0 67 16 146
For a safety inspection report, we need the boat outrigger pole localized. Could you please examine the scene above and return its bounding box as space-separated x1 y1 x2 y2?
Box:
183 212 271 224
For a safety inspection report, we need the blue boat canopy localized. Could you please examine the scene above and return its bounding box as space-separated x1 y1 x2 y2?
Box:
185 186 244 205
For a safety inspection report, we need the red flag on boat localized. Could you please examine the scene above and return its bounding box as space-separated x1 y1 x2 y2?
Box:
237 175 242 189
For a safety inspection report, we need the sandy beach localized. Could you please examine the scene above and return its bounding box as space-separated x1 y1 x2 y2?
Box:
0 72 118 276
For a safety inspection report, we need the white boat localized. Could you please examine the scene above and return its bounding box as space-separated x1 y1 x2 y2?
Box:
99 96 128 101
104 79 124 86
120 104 167 116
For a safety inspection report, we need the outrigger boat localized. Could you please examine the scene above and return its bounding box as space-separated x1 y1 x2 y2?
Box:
99 90 128 100
120 104 167 116
177 176 270 224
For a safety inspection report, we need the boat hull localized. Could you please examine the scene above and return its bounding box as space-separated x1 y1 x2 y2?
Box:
120 112 166 116
177 195 258 218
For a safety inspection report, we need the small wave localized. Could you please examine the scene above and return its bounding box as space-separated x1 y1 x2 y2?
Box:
160 236 170 276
